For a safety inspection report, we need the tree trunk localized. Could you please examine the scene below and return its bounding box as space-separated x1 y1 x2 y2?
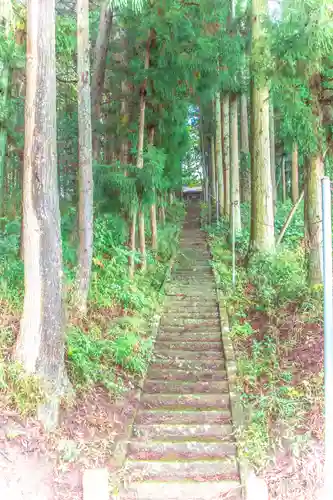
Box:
269 102 276 213
159 197 166 226
150 203 157 250
249 0 275 254
138 204 146 270
136 32 151 169
120 78 129 165
240 93 251 203
15 0 65 430
291 143 299 203
282 155 286 203
91 1 113 161
230 93 241 232
304 153 323 286
240 93 249 155
76 0 93 314
0 1 11 219
215 92 224 215
222 94 230 217
210 135 216 200
148 125 157 250
128 209 137 279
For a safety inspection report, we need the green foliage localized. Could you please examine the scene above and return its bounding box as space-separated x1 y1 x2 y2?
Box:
111 331 152 374
0 220 23 309
67 326 120 392
275 200 304 248
248 248 307 309
0 328 44 415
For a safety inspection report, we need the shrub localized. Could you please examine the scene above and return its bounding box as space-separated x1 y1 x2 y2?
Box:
248 248 307 308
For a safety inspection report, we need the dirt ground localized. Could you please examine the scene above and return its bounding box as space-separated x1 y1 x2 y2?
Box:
0 386 140 500
240 305 324 500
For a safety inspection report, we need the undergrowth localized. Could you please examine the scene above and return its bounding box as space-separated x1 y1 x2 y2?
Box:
0 200 185 411
208 202 323 471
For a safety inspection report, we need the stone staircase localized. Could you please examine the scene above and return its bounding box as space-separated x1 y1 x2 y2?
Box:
120 203 242 500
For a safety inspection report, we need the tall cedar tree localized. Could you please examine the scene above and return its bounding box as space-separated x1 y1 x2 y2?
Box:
15 0 66 429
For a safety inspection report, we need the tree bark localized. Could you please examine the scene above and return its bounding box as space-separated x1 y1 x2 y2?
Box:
304 153 323 286
249 0 275 254
91 1 113 161
210 135 216 200
148 125 157 250
240 93 249 155
136 31 151 169
240 93 251 203
76 0 93 314
282 155 286 203
138 204 146 270
269 101 276 213
215 92 224 215
15 0 65 430
291 143 299 203
222 94 230 217
0 1 11 219
128 209 137 279
230 93 241 232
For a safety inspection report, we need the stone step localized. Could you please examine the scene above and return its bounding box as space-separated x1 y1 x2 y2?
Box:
167 288 215 292
165 294 217 307
157 332 221 342
160 318 220 327
121 481 242 500
133 423 234 442
153 350 223 361
146 368 227 382
166 294 216 299
154 341 222 351
141 393 230 410
162 312 219 319
149 358 225 371
159 325 221 332
125 459 239 482
143 380 228 394
162 311 218 318
128 440 237 461
135 409 232 425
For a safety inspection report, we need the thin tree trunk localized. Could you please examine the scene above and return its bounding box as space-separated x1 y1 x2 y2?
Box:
158 196 165 225
291 143 299 203
76 0 93 314
91 1 113 161
0 1 11 218
304 153 324 286
120 78 129 165
215 92 224 215
148 125 157 250
240 93 251 203
150 203 157 250
282 155 286 203
136 31 151 169
249 0 275 253
138 204 146 270
230 93 241 232
210 135 216 200
15 0 65 430
128 209 137 279
222 94 230 217
269 101 276 212
240 93 249 155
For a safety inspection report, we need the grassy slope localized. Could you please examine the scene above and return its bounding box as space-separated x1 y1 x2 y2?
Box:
0 201 185 415
208 201 324 498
